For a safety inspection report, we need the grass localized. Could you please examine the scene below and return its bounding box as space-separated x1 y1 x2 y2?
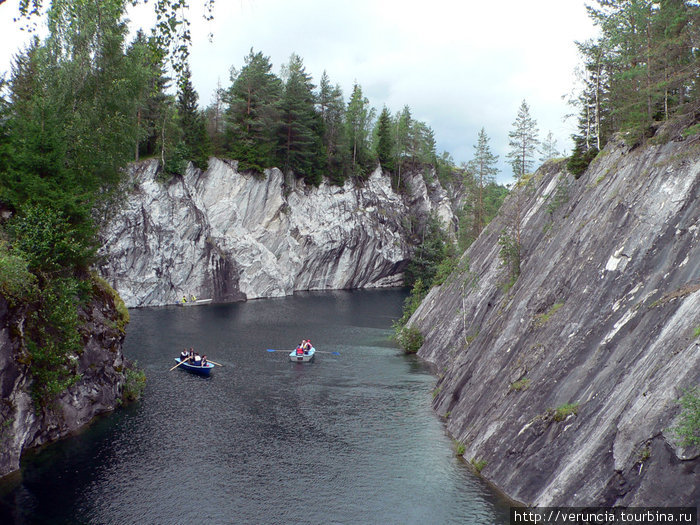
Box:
671 387 700 448
510 378 531 391
534 302 564 328
553 402 579 422
470 458 487 473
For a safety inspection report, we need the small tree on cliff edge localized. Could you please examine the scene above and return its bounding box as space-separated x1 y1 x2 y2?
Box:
503 100 539 284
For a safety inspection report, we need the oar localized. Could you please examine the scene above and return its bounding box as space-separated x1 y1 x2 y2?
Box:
315 351 341 356
169 357 190 371
207 360 224 366
266 349 291 352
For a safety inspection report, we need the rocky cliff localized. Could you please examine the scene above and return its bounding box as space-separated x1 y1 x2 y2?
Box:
0 280 132 478
411 130 700 506
99 158 454 307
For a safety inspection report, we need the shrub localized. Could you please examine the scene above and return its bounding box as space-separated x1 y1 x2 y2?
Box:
0 241 37 305
672 387 700 448
510 378 531 391
122 364 146 402
393 325 424 354
6 204 96 273
567 144 599 179
553 402 579 422
470 458 487 473
534 302 564 328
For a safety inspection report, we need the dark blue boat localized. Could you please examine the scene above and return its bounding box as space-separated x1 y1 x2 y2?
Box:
174 358 214 376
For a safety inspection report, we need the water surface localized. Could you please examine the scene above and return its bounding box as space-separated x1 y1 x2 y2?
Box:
1 290 509 524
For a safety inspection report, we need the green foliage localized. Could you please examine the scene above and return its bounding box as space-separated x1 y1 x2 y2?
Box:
454 441 466 456
345 82 375 179
277 53 324 185
545 177 570 217
7 205 97 274
498 229 521 287
672 387 700 448
393 324 424 354
177 65 211 171
122 363 146 403
553 402 579 422
0 241 38 305
375 106 395 172
567 141 599 179
693 325 700 339
405 213 453 287
93 274 130 333
26 277 85 408
432 256 458 287
508 100 539 181
534 302 564 328
470 458 487 473
574 1 699 152
510 378 531 391
682 124 700 138
223 49 282 170
162 141 190 178
394 279 428 327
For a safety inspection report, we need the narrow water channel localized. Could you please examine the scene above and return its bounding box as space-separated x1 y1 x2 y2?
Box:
0 289 510 524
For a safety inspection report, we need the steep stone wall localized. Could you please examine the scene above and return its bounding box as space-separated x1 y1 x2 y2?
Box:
411 133 700 506
0 284 129 478
99 159 453 307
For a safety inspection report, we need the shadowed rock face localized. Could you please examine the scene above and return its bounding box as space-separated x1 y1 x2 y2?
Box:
99 159 454 307
411 134 700 506
0 288 128 478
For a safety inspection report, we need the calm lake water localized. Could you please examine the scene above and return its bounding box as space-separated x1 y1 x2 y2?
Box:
0 289 509 524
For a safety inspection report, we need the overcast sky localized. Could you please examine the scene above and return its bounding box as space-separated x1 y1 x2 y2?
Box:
1 0 598 183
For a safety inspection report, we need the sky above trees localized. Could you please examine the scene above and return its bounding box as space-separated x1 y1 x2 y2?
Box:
0 0 597 183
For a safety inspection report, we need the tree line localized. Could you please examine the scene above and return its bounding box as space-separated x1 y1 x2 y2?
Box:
568 0 699 176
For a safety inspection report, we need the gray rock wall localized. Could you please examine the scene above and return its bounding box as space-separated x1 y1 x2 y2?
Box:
0 286 128 478
100 159 453 307
411 134 700 506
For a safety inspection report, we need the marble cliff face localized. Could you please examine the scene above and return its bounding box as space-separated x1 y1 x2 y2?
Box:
99 158 455 307
411 131 700 506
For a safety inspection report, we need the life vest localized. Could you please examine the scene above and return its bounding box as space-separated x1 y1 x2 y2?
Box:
296 347 303 355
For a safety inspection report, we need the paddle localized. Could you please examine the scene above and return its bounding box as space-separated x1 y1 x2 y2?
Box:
169 356 190 371
207 360 224 366
266 349 290 352
315 351 341 356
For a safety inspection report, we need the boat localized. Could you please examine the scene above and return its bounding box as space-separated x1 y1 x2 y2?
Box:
173 358 215 376
289 347 315 363
178 298 213 307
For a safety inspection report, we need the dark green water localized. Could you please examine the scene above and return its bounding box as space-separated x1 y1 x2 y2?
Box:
0 289 509 524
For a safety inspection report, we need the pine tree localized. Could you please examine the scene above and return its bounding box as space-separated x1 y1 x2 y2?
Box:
177 64 211 171
345 82 374 178
539 131 561 163
316 72 347 184
468 128 499 238
223 49 281 172
503 100 539 284
277 54 323 185
374 106 395 172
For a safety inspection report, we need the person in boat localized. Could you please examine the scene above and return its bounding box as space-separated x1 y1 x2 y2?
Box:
194 353 202 365
303 339 312 354
190 294 197 301
180 348 189 362
201 355 208 366
181 295 187 304
295 345 304 356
